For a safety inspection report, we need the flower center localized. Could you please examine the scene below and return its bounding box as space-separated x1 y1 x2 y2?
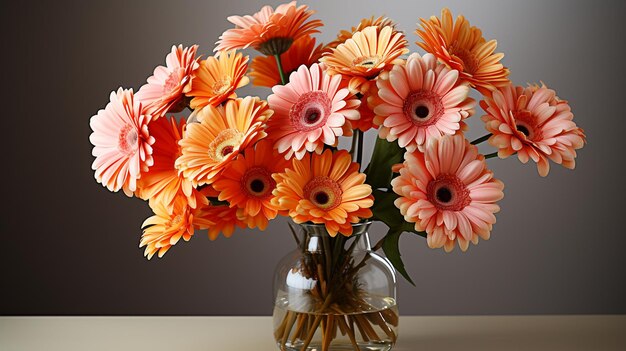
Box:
303 176 343 210
513 110 541 141
212 77 232 95
242 166 275 198
352 55 381 70
290 91 331 132
208 128 243 162
450 43 479 74
403 90 444 126
427 175 470 211
163 68 184 93
118 124 139 155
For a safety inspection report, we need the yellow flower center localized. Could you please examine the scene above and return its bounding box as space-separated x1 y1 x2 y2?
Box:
212 77 232 95
352 55 381 70
303 176 343 210
208 128 243 162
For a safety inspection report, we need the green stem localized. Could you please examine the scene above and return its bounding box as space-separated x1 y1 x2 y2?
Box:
356 130 364 169
484 152 499 159
471 133 492 145
273 54 287 85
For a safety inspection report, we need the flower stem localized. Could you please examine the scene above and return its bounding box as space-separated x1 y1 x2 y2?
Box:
484 152 499 159
471 133 492 145
273 54 287 85
356 130 364 169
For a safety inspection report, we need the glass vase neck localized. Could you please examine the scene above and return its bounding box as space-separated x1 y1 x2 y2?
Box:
296 221 373 252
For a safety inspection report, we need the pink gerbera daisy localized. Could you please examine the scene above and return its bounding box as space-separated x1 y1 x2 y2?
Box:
374 53 475 151
135 45 200 118
480 83 586 176
89 88 155 196
392 134 504 252
267 63 360 160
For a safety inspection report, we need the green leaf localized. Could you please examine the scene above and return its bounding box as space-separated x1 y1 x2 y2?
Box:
365 137 404 189
371 190 426 238
382 229 415 286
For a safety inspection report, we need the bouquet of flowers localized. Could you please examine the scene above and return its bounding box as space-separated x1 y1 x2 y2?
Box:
89 2 586 350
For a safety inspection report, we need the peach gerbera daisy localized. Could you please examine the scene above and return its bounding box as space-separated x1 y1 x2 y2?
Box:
135 45 200 118
480 83 586 177
416 8 510 95
186 50 249 110
392 134 504 252
321 25 408 94
140 196 214 259
212 140 289 230
267 63 360 160
135 116 206 213
176 97 272 186
250 35 326 88
215 1 323 56
326 16 397 50
374 53 475 152
89 88 155 196
272 149 374 236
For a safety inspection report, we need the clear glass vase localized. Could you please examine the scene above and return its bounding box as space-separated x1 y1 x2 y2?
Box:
273 221 397 351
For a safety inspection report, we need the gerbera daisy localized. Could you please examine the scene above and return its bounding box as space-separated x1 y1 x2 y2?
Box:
89 88 155 196
196 205 247 241
374 53 475 152
139 196 214 259
480 83 586 177
176 97 272 186
416 8 510 95
215 1 323 56
186 50 250 110
272 149 374 236
326 16 396 50
392 134 504 252
212 140 289 230
321 25 408 94
267 63 360 160
135 116 206 213
250 35 326 88
135 45 199 118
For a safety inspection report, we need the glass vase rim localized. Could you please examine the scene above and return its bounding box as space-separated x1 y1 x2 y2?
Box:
295 220 373 237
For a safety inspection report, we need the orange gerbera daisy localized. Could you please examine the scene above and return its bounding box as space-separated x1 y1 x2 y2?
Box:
215 1 323 56
416 8 510 95
186 50 249 110
197 205 247 241
392 134 505 252
89 88 155 196
326 16 397 50
135 116 205 213
212 140 289 230
321 25 408 94
176 97 272 186
351 85 380 132
272 149 374 236
250 35 326 88
140 196 214 259
480 83 586 176
136 45 200 118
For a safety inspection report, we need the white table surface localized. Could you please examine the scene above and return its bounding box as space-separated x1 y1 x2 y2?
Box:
1 315 624 350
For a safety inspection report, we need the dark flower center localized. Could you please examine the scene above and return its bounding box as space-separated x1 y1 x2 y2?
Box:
221 145 234 156
305 108 321 124
314 191 330 205
516 124 530 137
436 187 452 203
250 179 265 193
415 105 429 119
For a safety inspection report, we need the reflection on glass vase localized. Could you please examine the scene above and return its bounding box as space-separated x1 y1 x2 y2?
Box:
273 221 397 351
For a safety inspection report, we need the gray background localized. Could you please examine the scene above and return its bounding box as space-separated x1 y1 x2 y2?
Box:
2 0 625 315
